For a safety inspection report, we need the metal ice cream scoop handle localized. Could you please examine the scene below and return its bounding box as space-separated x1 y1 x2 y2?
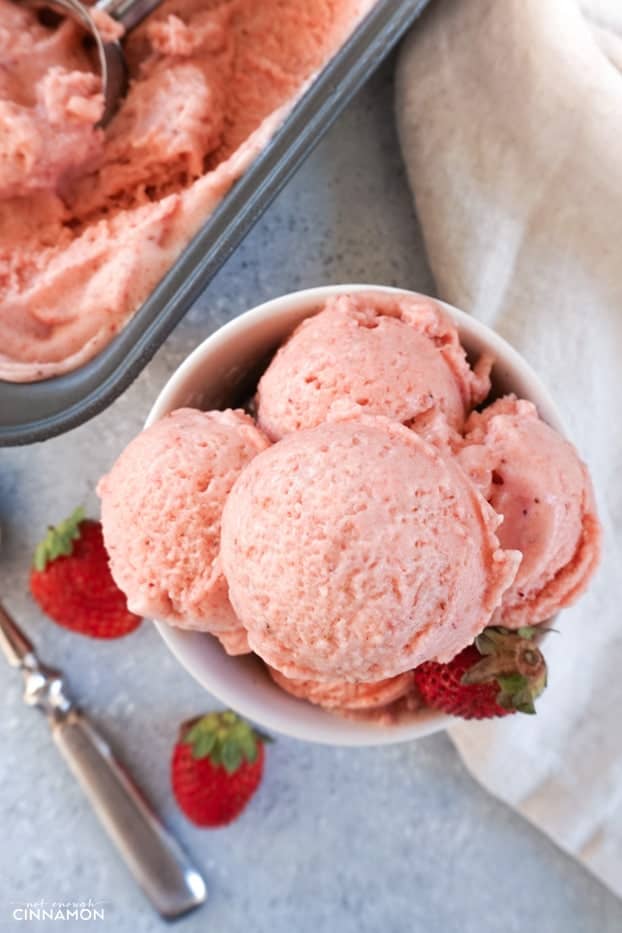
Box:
95 0 162 32
22 0 163 124
0 602 206 919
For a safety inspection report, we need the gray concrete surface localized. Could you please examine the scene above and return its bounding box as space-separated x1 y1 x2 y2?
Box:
1 60 621 933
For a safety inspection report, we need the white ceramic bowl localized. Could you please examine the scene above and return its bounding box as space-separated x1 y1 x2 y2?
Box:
146 285 564 746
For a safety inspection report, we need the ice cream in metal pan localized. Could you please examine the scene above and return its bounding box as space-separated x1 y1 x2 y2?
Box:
0 0 379 383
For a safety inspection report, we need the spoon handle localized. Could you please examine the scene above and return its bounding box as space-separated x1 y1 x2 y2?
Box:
0 601 206 919
52 708 207 919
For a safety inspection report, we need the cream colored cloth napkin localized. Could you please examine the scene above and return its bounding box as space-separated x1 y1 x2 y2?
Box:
396 0 622 899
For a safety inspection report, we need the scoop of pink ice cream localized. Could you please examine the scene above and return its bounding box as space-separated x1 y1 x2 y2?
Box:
221 416 520 682
256 292 491 441
457 396 601 627
97 407 269 654
268 667 415 711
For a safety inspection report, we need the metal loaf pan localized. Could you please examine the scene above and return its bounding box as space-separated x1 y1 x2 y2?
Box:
0 0 431 446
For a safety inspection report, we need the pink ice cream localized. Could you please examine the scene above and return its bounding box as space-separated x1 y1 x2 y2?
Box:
268 667 415 711
0 0 375 382
220 415 520 682
256 292 492 441
97 407 269 654
456 397 601 627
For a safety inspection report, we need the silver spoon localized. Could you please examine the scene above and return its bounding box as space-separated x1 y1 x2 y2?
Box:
24 0 163 124
0 601 207 919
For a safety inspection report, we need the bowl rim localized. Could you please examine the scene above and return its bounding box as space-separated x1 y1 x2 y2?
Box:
146 284 563 746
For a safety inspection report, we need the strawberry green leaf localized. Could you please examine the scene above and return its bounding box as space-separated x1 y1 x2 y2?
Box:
474 631 497 656
183 722 204 745
192 732 216 760
33 506 85 571
496 674 538 714
496 673 528 694
239 730 258 763
511 687 537 714
222 740 243 774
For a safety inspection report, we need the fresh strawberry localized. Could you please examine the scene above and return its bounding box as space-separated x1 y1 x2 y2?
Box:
171 711 270 827
30 507 141 639
414 627 548 719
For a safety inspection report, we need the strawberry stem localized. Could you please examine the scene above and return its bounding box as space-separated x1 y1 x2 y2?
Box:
463 626 547 715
